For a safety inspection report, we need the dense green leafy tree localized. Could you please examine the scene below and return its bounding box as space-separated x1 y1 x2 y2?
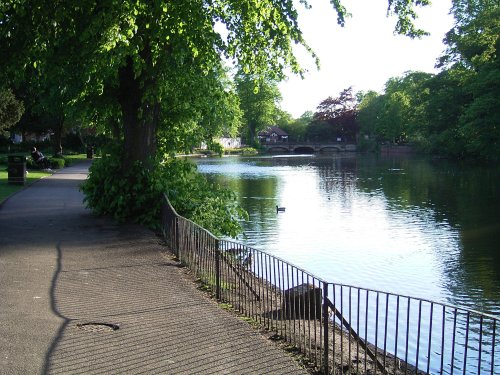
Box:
0 0 433 165
358 72 435 146
1 1 259 165
1 1 85 154
459 62 500 159
157 65 242 155
0 89 24 136
357 91 384 141
235 71 282 146
275 109 294 129
9 81 50 142
305 121 332 142
383 72 432 143
356 1 499 160
440 2 500 159
358 62 499 159
441 2 499 69
0 0 435 231
280 111 312 142
420 68 472 156
387 0 432 38
450 0 498 28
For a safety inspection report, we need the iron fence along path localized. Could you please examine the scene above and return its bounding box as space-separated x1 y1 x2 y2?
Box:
161 194 499 374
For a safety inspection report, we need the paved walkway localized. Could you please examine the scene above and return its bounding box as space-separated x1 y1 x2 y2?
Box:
0 161 308 375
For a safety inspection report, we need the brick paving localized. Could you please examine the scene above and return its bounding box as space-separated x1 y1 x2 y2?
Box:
0 161 308 375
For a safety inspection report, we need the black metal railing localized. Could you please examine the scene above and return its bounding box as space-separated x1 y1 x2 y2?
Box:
161 194 499 374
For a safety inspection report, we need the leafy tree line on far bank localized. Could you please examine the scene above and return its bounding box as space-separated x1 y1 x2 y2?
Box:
255 0 499 162
353 1 499 161
0 0 487 236
3 1 496 162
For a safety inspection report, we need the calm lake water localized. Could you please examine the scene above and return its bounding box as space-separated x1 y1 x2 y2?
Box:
196 154 500 315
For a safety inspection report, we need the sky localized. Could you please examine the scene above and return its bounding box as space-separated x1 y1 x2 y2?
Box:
279 0 455 118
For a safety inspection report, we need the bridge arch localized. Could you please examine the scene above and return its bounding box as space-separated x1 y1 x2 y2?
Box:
293 146 315 154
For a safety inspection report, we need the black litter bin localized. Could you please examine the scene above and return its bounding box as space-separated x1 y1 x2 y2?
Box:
86 145 94 159
7 155 27 185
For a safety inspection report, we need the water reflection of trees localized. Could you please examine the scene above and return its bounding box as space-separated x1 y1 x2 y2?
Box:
312 156 359 216
350 156 500 312
203 155 500 313
206 173 279 243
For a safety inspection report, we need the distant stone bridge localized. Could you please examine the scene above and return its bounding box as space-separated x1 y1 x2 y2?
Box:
261 142 357 153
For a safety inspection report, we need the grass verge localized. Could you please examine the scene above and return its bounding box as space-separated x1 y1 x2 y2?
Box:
63 153 89 165
0 168 52 204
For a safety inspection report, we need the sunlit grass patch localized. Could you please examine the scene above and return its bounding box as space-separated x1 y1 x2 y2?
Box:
0 167 52 203
64 153 88 164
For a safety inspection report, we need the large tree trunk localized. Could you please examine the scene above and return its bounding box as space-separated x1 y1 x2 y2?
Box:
117 56 158 170
248 122 257 147
110 118 122 140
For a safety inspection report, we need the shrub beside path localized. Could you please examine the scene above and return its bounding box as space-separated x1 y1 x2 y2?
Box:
0 161 308 374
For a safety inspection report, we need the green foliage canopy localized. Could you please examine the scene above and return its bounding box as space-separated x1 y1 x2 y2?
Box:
357 91 383 139
235 71 282 145
279 111 312 142
0 0 436 233
0 0 433 162
0 89 24 135
356 1 499 160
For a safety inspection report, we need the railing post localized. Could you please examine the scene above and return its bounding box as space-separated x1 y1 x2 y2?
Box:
323 281 329 374
215 239 221 300
175 217 180 259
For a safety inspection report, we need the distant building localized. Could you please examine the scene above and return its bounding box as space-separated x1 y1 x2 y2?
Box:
10 132 51 144
199 137 242 150
258 126 288 144
218 137 242 149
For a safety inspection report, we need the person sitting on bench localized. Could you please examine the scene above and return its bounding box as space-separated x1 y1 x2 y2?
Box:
31 147 50 169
